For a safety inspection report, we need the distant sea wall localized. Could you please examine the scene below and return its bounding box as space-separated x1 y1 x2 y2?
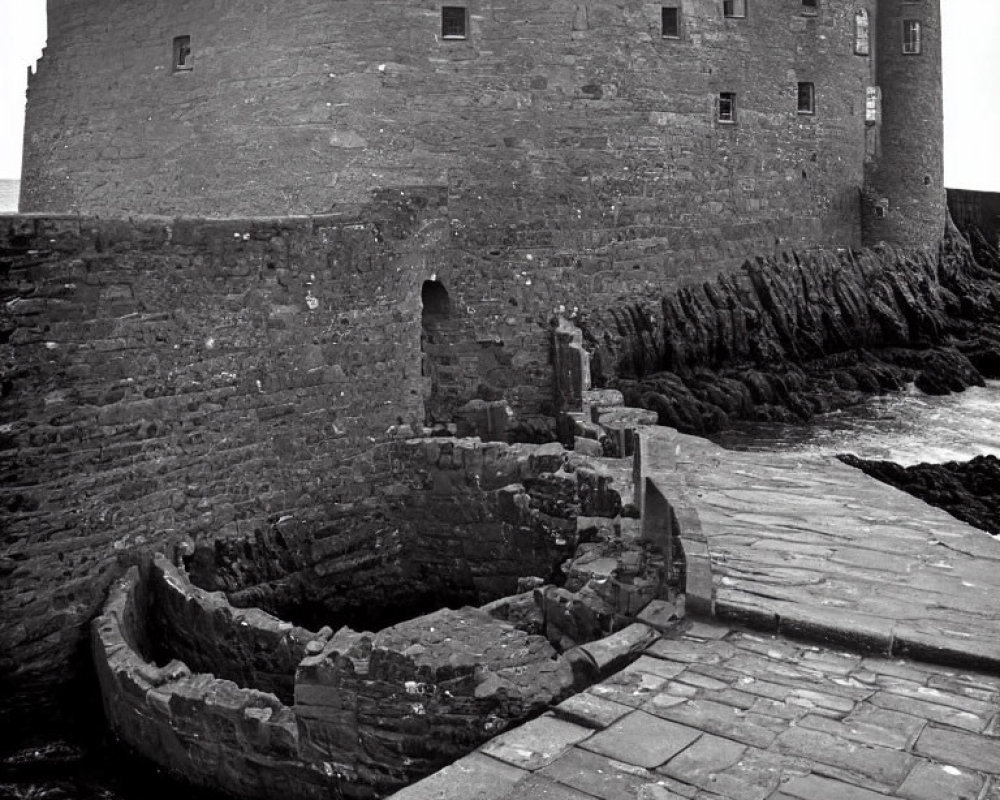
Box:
949 188 1000 248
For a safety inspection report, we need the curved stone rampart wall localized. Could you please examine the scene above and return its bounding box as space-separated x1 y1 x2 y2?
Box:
91 566 332 800
23 0 878 275
149 554 316 703
94 535 668 798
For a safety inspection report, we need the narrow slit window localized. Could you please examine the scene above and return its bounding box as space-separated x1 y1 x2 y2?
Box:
718 92 737 123
797 82 815 114
723 0 746 19
865 86 882 123
662 6 680 37
902 19 922 54
854 9 870 55
173 35 192 71
441 6 468 39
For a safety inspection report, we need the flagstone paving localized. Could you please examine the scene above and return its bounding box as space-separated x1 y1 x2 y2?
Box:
639 426 1000 670
390 427 1000 800
392 622 1000 800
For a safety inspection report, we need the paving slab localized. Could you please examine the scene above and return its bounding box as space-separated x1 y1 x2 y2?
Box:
387 752 528 800
796 711 916 751
644 694 781 748
663 746 812 800
539 747 666 800
494 775 594 800
914 724 1000 773
479 714 593 771
580 710 702 768
895 760 984 800
778 773 894 800
656 733 747 791
550 692 633 730
772 725 917 792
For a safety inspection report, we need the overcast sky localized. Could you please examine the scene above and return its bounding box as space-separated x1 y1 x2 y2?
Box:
1 1 999 191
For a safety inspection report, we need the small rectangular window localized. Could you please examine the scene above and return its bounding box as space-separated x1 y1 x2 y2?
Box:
718 92 737 123
866 85 882 123
441 6 468 39
855 9 871 55
662 6 680 37
797 82 815 114
723 0 746 19
802 0 817 12
172 35 192 71
902 19 922 54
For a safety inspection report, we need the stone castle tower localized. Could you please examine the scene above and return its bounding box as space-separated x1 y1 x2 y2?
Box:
20 0 945 264
864 0 946 248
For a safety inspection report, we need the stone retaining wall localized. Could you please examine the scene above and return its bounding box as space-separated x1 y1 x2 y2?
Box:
294 607 576 797
93 555 668 798
186 437 626 631
148 554 316 703
91 566 333 800
1 208 437 720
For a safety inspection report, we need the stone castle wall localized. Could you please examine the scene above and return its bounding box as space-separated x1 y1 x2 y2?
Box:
0 203 645 721
21 0 884 276
1 207 437 720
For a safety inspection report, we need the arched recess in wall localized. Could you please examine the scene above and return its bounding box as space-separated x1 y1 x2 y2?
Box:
421 280 464 424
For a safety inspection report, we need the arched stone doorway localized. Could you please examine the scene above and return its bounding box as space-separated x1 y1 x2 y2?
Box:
421 279 463 424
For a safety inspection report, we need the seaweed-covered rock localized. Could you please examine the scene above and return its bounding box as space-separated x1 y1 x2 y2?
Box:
838 453 1000 536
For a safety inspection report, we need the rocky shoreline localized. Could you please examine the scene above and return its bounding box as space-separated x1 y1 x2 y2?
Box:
581 226 1000 435
838 453 1000 537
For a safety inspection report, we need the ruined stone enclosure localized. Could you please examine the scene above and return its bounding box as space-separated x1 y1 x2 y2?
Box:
90 430 685 799
0 212 693 793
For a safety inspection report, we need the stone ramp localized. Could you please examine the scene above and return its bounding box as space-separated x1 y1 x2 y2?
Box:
641 426 1000 669
390 620 1000 799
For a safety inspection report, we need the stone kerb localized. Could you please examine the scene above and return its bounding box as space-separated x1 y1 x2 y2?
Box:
90 566 334 800
149 554 317 703
636 428 714 616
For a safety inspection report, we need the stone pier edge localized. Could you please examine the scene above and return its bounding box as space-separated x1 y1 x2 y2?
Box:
634 426 1000 675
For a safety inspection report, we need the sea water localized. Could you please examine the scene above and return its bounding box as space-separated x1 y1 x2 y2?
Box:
710 380 1000 465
